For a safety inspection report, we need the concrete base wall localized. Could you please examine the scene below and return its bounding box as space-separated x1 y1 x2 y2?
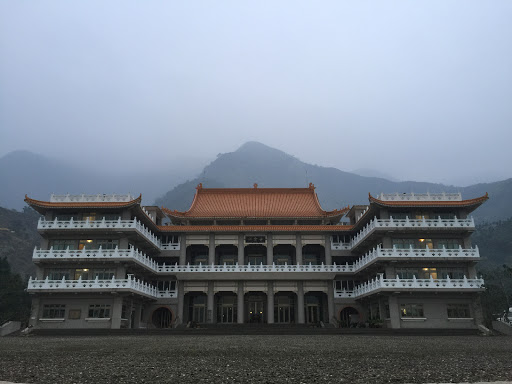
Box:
492 320 512 335
0 321 21 336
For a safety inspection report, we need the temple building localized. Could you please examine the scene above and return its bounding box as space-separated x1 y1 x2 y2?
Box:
24 184 488 330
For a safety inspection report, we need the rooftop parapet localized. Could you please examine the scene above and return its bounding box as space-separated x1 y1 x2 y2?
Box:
377 192 462 202
50 193 135 203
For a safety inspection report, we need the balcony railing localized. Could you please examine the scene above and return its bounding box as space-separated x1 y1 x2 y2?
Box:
33 246 159 272
353 245 479 272
351 216 475 249
156 262 355 273
331 242 351 251
335 274 484 298
26 275 175 298
37 218 162 249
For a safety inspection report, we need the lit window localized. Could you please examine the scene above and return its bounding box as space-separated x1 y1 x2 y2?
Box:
42 304 65 319
74 268 90 280
400 304 424 318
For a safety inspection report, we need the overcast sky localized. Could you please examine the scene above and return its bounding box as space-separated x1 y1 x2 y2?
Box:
1 1 511 186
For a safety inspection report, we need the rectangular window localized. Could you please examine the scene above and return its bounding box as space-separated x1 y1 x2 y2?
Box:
400 303 424 318
46 269 71 280
42 304 66 319
435 212 456 220
74 268 90 280
390 213 409 220
78 239 95 250
396 268 419 279
438 268 466 279
419 267 437 279
447 304 471 318
436 239 461 249
392 239 416 249
92 269 116 280
418 238 433 249
96 239 119 250
50 239 78 250
88 304 111 318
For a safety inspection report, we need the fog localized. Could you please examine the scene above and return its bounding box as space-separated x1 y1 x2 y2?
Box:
1 1 511 186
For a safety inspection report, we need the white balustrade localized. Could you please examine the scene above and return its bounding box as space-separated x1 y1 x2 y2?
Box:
161 243 180 251
377 192 462 202
37 218 162 248
156 262 355 273
27 275 173 298
335 274 484 298
50 193 135 203
351 216 475 249
331 242 351 251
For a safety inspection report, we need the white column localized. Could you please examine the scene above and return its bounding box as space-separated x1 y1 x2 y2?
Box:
179 234 187 265
111 296 123 329
388 296 401 329
296 234 303 265
177 281 185 325
209 234 215 265
324 235 332 265
29 297 41 327
133 303 142 328
237 281 244 324
327 282 335 324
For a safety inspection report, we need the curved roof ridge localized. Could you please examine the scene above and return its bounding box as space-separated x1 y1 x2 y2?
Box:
368 192 489 207
25 194 142 209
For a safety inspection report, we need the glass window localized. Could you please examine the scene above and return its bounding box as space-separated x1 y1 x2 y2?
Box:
436 213 456 220
74 268 90 280
438 268 465 279
392 239 416 249
400 303 424 318
418 238 433 249
46 269 71 280
92 269 116 280
447 304 471 318
88 304 111 318
96 239 119 250
390 213 409 220
50 239 78 250
396 268 419 279
436 239 461 249
419 268 437 279
42 304 66 318
78 239 95 250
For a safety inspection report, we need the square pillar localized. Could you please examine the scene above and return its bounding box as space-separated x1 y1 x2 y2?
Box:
115 265 126 279
177 281 185 325
119 237 129 249
297 281 305 324
207 281 215 323
267 281 274 324
238 234 245 265
29 297 41 327
133 303 142 329
179 234 187 265
378 298 386 321
296 234 303 265
327 282 335 324
237 281 244 324
111 296 123 329
388 295 401 329
266 233 273 265
209 234 215 265
325 235 332 265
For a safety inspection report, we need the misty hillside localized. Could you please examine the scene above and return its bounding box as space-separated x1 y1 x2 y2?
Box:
155 142 510 222
0 150 197 210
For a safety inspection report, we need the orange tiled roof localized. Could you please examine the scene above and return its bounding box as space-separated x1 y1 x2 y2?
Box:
158 225 353 232
162 184 349 219
368 193 489 207
24 195 142 210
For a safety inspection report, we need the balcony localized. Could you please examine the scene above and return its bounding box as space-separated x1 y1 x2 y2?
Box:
26 275 176 299
351 216 475 249
335 274 484 299
353 245 480 272
156 262 355 274
49 193 136 203
331 241 351 251
37 218 162 249
377 192 462 202
32 247 159 272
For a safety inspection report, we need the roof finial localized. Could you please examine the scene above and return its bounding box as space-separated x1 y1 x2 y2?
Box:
309 182 315 189
253 183 258 189
196 183 203 190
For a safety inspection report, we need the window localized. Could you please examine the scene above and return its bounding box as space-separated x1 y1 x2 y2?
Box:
447 304 471 318
419 267 437 279
435 212 456 220
74 268 90 280
400 304 424 318
438 268 465 279
50 239 78 250
396 268 419 279
88 304 111 318
418 238 433 249
393 239 416 249
436 239 461 249
46 269 71 280
162 235 179 244
42 304 66 319
93 269 115 280
78 239 95 250
96 239 119 250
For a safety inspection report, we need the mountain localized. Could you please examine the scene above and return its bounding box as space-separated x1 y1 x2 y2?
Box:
0 150 200 210
155 141 510 222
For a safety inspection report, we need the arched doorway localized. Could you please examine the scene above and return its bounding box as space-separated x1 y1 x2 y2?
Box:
302 244 325 265
273 245 296 265
339 307 360 327
152 307 173 328
245 245 266 265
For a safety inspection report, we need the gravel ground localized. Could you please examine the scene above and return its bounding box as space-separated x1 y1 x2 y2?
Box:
0 335 511 384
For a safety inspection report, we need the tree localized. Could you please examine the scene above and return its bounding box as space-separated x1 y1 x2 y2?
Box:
0 257 31 325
